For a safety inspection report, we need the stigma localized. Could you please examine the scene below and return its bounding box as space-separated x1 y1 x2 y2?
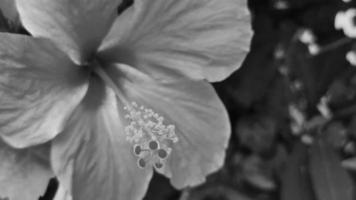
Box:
124 102 178 170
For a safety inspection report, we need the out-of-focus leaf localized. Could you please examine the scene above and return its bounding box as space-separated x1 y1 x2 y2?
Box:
262 76 291 121
271 0 334 10
324 122 347 149
327 76 356 118
217 14 277 109
342 157 356 170
236 115 277 154
328 79 351 108
286 41 318 107
312 44 350 96
287 39 349 109
348 115 356 138
297 3 340 35
309 139 354 200
180 185 251 200
280 143 315 200
242 155 276 191
271 144 288 179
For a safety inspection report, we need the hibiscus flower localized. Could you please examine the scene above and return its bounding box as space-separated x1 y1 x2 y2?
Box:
0 0 252 200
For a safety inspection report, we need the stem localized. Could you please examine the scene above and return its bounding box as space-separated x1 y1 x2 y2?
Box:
308 37 352 57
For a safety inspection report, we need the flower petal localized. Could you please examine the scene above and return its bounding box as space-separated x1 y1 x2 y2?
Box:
54 184 72 200
99 0 252 82
0 33 88 148
0 139 53 200
103 64 230 188
16 0 122 63
51 77 153 200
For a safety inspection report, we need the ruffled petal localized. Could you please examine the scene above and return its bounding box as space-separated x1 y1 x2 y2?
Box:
0 139 53 200
16 0 122 63
101 64 230 188
0 33 88 148
51 77 153 200
99 0 252 82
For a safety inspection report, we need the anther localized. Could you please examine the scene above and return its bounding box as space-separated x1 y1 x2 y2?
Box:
133 145 142 156
157 149 168 159
154 162 163 169
149 140 159 150
138 158 146 168
124 102 179 169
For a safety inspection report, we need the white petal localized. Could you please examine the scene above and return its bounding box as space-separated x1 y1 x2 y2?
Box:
0 140 53 200
99 0 252 82
0 33 88 148
51 77 152 200
16 0 122 63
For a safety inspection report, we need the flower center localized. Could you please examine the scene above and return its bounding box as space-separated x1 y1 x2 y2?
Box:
124 102 178 170
91 63 178 169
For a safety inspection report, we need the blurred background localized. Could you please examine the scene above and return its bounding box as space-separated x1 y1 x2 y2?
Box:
3 0 356 199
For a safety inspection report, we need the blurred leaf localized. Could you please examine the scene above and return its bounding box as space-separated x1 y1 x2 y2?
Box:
271 0 335 10
286 41 319 107
271 144 288 179
287 39 349 111
236 115 277 154
297 3 340 35
309 139 354 200
342 157 356 170
280 143 315 200
222 42 276 108
312 46 350 98
242 155 276 191
324 122 347 149
348 115 356 139
218 14 277 109
180 185 251 200
261 76 291 121
328 80 350 104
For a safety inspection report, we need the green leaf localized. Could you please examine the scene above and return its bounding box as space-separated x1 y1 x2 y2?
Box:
309 139 354 200
280 143 315 200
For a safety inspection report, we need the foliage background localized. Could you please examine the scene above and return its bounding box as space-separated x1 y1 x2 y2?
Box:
2 0 356 199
